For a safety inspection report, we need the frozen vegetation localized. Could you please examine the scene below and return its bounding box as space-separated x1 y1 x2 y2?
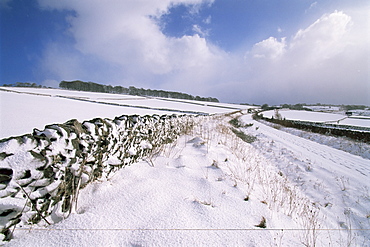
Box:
0 88 369 246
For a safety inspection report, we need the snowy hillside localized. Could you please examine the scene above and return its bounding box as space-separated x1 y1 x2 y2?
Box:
0 88 369 246
0 87 252 139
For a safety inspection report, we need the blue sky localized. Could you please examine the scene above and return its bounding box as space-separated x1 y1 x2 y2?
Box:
1 0 369 105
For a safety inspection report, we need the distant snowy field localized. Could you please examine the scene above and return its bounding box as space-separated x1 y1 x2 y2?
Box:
262 109 370 128
0 87 252 139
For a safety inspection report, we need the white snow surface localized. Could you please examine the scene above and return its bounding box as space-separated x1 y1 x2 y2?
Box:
262 109 346 122
259 119 370 159
4 113 370 246
262 109 370 128
240 114 370 245
0 87 250 139
6 134 299 246
0 90 163 139
1 89 369 246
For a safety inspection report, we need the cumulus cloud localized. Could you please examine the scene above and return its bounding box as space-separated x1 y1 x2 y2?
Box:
290 11 352 60
233 9 369 105
37 0 218 82
36 0 369 105
251 37 286 59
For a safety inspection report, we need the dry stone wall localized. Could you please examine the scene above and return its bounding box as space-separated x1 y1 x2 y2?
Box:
258 116 370 143
0 114 195 241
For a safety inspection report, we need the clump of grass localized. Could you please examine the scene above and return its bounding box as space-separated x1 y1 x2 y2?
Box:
255 217 266 228
229 117 254 128
211 160 219 168
272 124 282 130
336 176 349 191
230 128 257 143
193 198 215 208
229 118 242 128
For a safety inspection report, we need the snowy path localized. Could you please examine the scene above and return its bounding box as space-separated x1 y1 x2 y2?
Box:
241 114 370 244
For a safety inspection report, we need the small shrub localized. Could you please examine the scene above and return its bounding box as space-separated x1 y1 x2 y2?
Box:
230 128 257 143
255 217 266 228
229 118 242 128
229 117 253 128
211 160 219 168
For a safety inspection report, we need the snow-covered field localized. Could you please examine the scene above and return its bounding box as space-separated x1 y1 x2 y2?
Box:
1 88 369 246
259 119 370 159
0 87 250 139
304 105 342 112
262 109 370 128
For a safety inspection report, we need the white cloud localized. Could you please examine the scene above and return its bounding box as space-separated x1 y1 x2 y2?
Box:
36 1 369 105
187 0 214 15
290 11 352 60
203 15 211 24
251 37 286 59
240 9 369 104
192 24 208 37
308 1 317 11
37 0 217 78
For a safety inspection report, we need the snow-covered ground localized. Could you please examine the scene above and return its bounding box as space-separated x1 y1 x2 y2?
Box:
303 105 370 117
262 109 346 123
4 113 370 246
0 87 250 139
258 119 370 159
1 87 254 111
0 90 163 139
340 118 370 128
262 109 370 128
0 87 146 100
1 89 369 246
240 114 370 245
5 133 297 246
304 105 342 112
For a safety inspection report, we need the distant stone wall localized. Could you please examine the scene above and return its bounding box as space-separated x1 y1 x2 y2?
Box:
254 114 370 143
0 114 195 241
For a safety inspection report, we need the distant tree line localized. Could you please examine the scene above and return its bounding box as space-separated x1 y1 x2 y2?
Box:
59 80 219 102
343 105 368 111
2 82 48 88
261 103 319 111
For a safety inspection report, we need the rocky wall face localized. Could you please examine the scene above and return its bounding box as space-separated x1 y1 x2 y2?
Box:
0 114 195 241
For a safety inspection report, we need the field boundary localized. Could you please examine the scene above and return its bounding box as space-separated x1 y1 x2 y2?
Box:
0 114 198 241
254 114 370 143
